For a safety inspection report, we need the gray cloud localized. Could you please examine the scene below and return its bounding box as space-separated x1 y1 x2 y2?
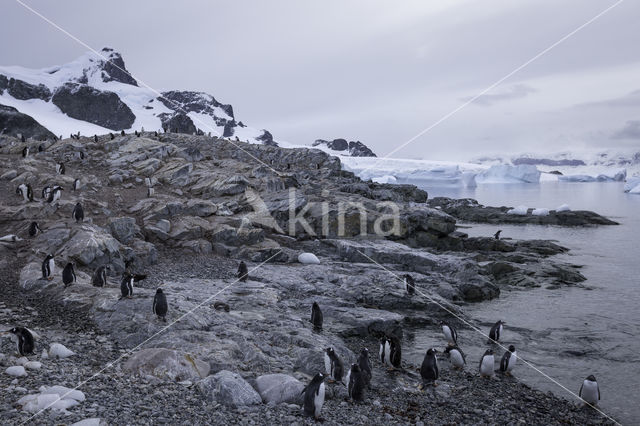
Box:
464 84 537 106
576 89 640 109
612 120 640 139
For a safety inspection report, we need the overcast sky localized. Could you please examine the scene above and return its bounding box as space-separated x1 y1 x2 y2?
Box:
1 0 639 160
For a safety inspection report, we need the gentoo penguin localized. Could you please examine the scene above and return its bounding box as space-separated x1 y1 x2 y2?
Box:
237 261 248 282
28 221 42 237
579 375 600 406
72 202 84 223
389 336 402 368
154 131 158 137
22 146 29 157
302 373 325 419
153 288 168 322
41 254 55 280
92 265 109 287
347 364 366 401
72 178 81 191
479 349 495 377
499 345 517 375
135 130 139 137
444 343 466 369
3 327 35 356
94 134 98 143
56 162 65 175
121 130 125 136
379 336 391 366
26 184 34 201
324 347 344 382
441 321 458 345
147 187 154 197
21 134 26 143
79 151 85 160
420 348 439 387
16 183 28 201
42 185 52 200
62 263 76 287
144 177 152 187
494 230 502 240
47 186 63 203
357 348 372 387
311 302 323 331
488 320 505 343
0 234 21 243
120 273 134 299
110 133 115 140
404 274 415 296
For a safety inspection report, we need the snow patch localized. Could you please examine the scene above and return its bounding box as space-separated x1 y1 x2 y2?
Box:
531 208 550 216
556 204 571 212
507 206 529 216
371 175 397 184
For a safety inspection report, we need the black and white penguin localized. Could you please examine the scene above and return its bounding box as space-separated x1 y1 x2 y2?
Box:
404 274 415 296
41 254 55 280
379 337 391 366
28 221 42 237
0 234 21 243
56 162 65 175
237 261 248 282
110 133 115 140
311 302 323 331
26 184 34 202
389 336 402 368
444 343 466 369
347 363 366 401
62 262 76 287
324 347 344 382
121 130 125 136
154 131 158 137
120 273 134 299
153 288 168 322
135 130 139 137
479 349 495 377
94 134 98 143
92 265 109 287
3 327 35 356
16 183 28 202
47 186 63 203
357 348 372 387
21 134 26 143
42 185 52 200
499 345 517 375
494 230 502 240
579 375 600 406
302 373 325 419
441 321 458 345
147 187 154 197
72 178 81 191
488 320 505 343
79 151 85 160
72 202 84 223
144 177 152 187
22 146 29 158
420 348 439 386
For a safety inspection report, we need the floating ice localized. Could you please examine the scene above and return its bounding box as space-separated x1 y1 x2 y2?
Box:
624 176 640 194
476 165 540 184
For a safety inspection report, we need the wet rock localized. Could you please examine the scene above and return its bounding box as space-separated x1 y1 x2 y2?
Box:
197 370 261 407
254 374 304 405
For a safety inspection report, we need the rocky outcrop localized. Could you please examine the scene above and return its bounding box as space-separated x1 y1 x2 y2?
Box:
99 47 138 86
159 112 197 134
197 371 261 407
0 77 52 101
0 104 55 140
123 348 210 381
313 138 376 157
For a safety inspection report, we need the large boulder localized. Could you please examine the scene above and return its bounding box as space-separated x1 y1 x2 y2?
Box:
123 348 210 381
60 226 123 268
254 374 304 405
197 370 261 407
0 104 55 140
107 217 140 244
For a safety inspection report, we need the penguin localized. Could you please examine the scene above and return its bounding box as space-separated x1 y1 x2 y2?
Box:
70 133 74 140
324 347 344 382
41 254 55 280
479 349 495 377
26 184 34 201
237 260 248 282
62 262 76 287
302 373 325 419
488 320 505 343
357 348 372 387
213 301 230 312
110 133 115 140
379 337 391 366
79 151 85 160
3 327 35 356
404 274 415 296
72 202 84 223
28 221 42 237
420 348 439 387
22 146 29 158
494 230 502 240
389 335 402 368
135 130 139 137
120 273 134 299
16 183 28 201
154 131 158 137
0 234 21 243
42 185 52 200
153 288 168 321
144 177 152 187
441 321 458 345
311 302 323 331
56 162 65 175
47 186 63 203
72 178 81 191
347 363 366 401
579 375 600 406
444 343 466 369
500 345 517 375
92 265 109 287
94 134 98 143
21 134 26 143
146 187 155 197
121 130 125 136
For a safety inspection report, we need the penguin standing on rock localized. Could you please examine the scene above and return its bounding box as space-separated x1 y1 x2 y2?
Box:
28 221 42 237
324 347 344 383
42 185 52 200
389 336 402 368
404 274 415 296
500 345 517 375
347 364 366 401
441 321 458 345
21 134 26 143
72 179 81 191
16 184 29 202
94 135 98 143
479 349 495 377
26 184 34 201
237 261 248 282
110 133 115 140
379 337 391 366
358 348 372 387
444 343 466 369
72 202 84 223
153 289 168 321
420 348 439 388
494 230 502 240
92 265 109 287
62 263 76 287
41 254 55 280
120 273 134 299
2 327 35 356
488 320 505 343
302 373 325 420
579 375 600 406
56 162 65 175
311 302 323 331
121 130 125 136
47 186 63 203
22 146 29 158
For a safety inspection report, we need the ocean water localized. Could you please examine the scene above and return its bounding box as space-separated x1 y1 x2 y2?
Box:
407 181 640 424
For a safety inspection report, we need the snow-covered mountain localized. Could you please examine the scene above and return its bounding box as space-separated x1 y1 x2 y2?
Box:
0 47 275 145
311 138 376 157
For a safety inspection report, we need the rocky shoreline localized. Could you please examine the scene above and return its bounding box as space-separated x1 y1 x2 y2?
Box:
0 133 618 424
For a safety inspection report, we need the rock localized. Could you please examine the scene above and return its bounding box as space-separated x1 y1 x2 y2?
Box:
254 374 304 405
298 253 320 264
71 418 104 426
1 169 18 180
17 385 85 413
60 226 123 268
197 370 261 407
123 348 210 381
24 361 42 370
49 343 76 359
185 199 218 217
6 366 27 377
0 104 55 140
107 216 141 244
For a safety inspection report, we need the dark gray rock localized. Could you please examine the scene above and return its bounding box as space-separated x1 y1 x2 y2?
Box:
159 113 197 134
254 374 304 405
197 371 261 407
0 104 55 140
3 77 51 101
99 48 138 86
107 217 140 245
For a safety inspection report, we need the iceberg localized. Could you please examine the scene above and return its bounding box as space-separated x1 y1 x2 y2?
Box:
532 208 550 216
558 168 626 182
476 165 541 184
507 205 529 215
624 176 640 194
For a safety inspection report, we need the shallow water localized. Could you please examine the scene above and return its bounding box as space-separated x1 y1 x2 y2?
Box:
406 181 640 424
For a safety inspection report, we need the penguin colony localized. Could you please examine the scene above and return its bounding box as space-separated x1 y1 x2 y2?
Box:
5 133 603 421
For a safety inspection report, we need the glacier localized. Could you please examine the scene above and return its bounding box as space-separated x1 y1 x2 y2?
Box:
624 175 640 194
